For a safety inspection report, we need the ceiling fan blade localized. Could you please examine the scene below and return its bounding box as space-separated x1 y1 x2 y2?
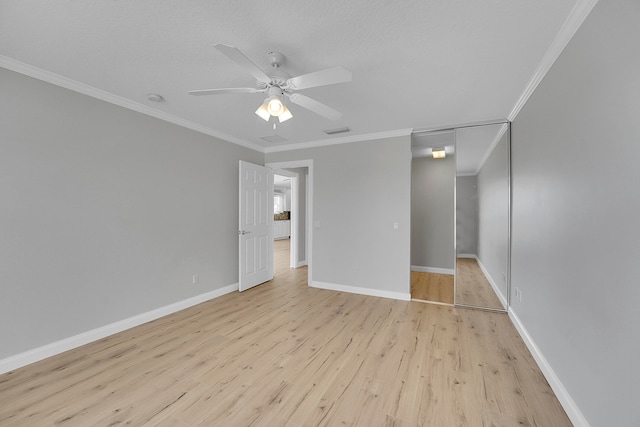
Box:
214 43 272 85
286 66 352 90
188 87 266 96
287 93 342 120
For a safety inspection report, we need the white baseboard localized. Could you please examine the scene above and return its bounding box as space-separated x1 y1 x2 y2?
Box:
411 265 455 275
457 253 477 259
475 258 508 309
509 309 591 427
311 281 411 301
296 260 308 268
0 283 238 375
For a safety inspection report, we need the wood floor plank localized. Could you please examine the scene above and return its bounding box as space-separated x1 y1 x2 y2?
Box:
455 257 505 309
411 271 454 304
0 243 571 426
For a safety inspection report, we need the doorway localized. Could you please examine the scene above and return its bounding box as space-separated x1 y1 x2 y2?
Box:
267 160 313 287
273 171 295 275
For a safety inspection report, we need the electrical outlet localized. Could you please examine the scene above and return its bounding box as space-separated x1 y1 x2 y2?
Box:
192 273 199 285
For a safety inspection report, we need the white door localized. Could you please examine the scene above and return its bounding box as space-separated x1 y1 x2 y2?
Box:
239 161 273 291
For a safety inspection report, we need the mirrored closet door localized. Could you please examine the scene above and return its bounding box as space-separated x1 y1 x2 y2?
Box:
410 130 456 305
454 122 510 311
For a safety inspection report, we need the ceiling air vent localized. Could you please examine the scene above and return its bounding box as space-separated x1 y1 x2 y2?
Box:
323 127 351 135
260 135 288 144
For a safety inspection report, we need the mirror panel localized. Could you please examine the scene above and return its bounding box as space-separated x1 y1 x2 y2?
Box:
410 130 456 305
454 123 510 311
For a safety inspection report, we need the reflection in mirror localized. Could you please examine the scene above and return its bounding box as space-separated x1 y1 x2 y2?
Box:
455 123 510 311
410 130 456 305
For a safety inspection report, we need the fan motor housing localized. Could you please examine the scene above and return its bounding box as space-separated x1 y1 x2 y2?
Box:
267 51 285 68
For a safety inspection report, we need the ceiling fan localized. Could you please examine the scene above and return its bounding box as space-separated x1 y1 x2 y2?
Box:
189 44 352 123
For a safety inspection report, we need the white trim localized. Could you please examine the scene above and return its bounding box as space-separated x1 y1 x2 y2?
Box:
290 173 298 269
457 253 477 259
476 257 508 309
296 260 308 268
507 0 598 121
411 265 455 275
311 281 411 301
413 119 508 135
411 298 454 307
0 56 263 152
509 309 591 427
0 284 237 375
264 128 413 153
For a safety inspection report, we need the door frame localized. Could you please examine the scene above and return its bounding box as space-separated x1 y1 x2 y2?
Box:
266 160 313 287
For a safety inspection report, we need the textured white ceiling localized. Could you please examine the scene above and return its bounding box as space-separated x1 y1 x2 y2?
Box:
273 174 291 188
0 0 581 151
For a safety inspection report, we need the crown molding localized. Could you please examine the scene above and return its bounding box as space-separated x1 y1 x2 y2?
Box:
264 128 413 153
508 0 599 121
1 56 412 155
0 56 264 153
412 119 509 135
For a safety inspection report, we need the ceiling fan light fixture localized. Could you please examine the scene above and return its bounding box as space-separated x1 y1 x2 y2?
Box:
267 96 285 116
255 101 270 121
189 45 351 125
256 94 292 122
278 105 293 122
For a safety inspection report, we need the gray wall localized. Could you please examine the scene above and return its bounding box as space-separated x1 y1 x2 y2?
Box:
266 137 411 295
0 68 263 359
511 1 640 425
411 156 455 270
455 175 478 256
477 133 509 301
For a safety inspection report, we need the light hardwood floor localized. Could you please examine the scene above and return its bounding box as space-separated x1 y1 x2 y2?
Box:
455 258 505 310
410 271 454 304
0 245 570 426
274 238 291 273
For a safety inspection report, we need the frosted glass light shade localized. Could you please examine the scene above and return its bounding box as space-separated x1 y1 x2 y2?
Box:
255 101 270 121
256 96 293 122
279 105 293 122
267 97 284 116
